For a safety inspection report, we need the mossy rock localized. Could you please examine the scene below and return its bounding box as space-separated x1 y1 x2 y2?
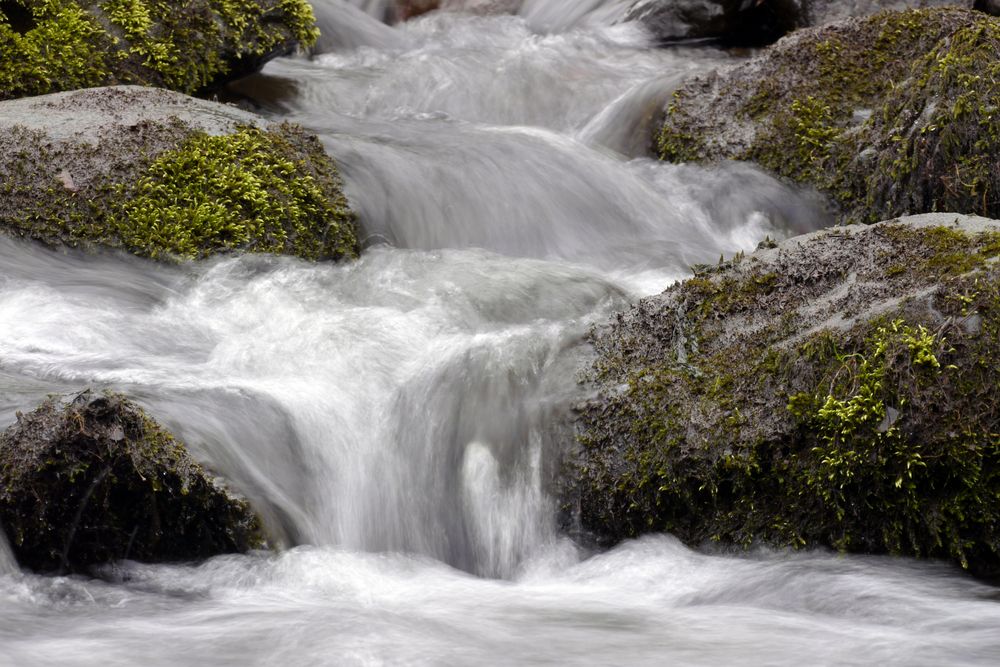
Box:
571 213 1000 577
657 8 1000 224
0 390 265 573
0 0 318 100
0 86 358 262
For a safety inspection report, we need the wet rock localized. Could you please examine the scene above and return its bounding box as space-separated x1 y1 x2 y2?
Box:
624 0 807 46
0 0 319 100
571 213 1000 578
397 0 439 20
0 86 358 262
806 1 998 26
0 390 265 573
657 8 1000 224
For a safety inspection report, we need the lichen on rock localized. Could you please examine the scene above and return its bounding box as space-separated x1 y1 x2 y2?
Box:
657 8 1000 224
570 213 1000 577
0 390 265 573
0 86 359 262
0 0 319 100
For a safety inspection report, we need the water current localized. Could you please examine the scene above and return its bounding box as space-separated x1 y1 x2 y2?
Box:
1 1 999 664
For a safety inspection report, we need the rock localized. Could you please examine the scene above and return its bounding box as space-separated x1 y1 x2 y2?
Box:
571 213 1000 577
0 86 358 262
396 0 439 20
805 1 998 26
657 8 1000 224
624 0 807 46
0 0 319 100
0 390 265 573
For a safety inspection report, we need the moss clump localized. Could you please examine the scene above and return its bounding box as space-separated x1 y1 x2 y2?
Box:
117 125 357 261
0 116 358 262
0 0 318 100
572 218 1000 576
0 390 265 573
657 8 1000 223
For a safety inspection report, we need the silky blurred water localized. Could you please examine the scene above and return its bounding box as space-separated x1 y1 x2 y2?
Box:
1 2 996 666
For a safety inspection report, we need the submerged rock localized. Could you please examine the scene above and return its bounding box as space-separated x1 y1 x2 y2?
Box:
0 86 358 262
571 213 1000 577
0 0 318 100
0 391 264 573
657 8 1000 224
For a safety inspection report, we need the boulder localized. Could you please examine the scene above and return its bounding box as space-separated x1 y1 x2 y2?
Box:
0 86 358 262
0 390 265 573
571 213 1000 577
0 0 318 100
806 1 998 26
657 8 1000 224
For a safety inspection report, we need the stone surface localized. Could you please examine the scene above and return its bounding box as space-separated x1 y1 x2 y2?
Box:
571 213 1000 577
0 86 358 262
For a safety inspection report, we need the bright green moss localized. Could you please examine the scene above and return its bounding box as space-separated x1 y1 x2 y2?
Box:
0 0 113 99
0 120 358 262
116 125 357 261
0 0 319 99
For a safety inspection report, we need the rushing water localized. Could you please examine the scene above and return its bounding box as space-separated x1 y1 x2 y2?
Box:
1 2 999 665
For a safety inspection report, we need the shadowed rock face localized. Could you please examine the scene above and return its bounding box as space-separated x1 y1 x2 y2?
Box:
624 0 806 45
0 86 358 262
0 0 319 101
657 8 1000 225
570 213 1000 578
0 391 265 574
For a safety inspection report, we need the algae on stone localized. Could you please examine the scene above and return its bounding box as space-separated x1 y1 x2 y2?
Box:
657 8 1000 224
0 0 319 100
571 214 1000 577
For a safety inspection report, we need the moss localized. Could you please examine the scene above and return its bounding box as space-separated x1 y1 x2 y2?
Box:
0 120 358 262
116 124 357 261
574 220 1000 576
0 0 114 99
0 390 265 573
0 0 318 99
657 8 1000 223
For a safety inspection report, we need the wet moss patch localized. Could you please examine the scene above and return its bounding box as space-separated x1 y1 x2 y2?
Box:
0 390 265 573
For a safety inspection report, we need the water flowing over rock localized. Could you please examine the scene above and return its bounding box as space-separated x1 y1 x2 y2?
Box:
0 391 264 573
658 7 1000 224
572 213 1000 577
0 86 357 261
0 0 319 100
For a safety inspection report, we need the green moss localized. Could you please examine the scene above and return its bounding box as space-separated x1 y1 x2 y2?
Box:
657 8 1000 223
0 0 114 99
0 121 358 262
0 0 319 99
116 125 357 261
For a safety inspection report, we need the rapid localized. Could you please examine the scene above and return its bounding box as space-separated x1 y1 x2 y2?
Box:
0 1 998 664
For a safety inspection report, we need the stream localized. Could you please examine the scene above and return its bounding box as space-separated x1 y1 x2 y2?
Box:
1 1 999 664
